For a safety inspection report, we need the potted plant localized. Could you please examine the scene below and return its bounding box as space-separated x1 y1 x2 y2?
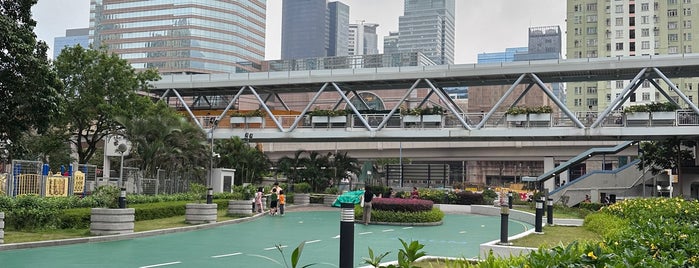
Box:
624 102 679 121
185 183 217 224
230 110 265 124
527 105 553 121
400 106 444 123
505 106 528 122
308 108 348 124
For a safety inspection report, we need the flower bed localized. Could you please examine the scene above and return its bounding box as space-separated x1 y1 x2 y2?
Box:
371 198 433 212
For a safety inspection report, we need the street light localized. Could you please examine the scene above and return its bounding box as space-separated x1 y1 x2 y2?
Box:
366 171 372 188
116 143 127 188
0 134 10 174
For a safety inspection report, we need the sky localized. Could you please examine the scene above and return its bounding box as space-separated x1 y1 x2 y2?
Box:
31 0 567 64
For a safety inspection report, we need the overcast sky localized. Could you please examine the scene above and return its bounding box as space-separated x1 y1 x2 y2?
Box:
32 0 566 64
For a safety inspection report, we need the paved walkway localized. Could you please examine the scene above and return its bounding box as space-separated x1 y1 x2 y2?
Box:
0 206 531 267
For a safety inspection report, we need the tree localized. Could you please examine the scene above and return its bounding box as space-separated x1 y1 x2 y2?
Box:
638 138 696 196
217 137 270 184
278 150 308 189
0 0 62 149
330 151 360 186
53 45 159 164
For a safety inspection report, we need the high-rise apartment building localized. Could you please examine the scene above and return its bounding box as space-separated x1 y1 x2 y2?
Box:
90 0 266 74
567 0 699 111
281 0 349 59
348 22 379 55
396 0 455 64
54 28 90 59
383 31 400 55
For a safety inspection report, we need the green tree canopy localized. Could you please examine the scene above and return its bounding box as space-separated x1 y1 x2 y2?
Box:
216 137 270 184
639 138 696 195
0 0 62 146
53 45 159 164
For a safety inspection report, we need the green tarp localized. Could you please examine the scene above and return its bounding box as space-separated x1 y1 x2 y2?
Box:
332 190 365 207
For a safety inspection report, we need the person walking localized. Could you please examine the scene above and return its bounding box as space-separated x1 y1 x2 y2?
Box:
269 188 279 216
254 187 265 213
278 190 286 216
362 187 374 225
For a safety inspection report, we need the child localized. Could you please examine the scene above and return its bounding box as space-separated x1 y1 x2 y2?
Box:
255 187 264 213
269 188 279 216
278 190 286 216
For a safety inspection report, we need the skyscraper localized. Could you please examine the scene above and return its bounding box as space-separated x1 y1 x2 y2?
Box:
90 0 266 74
383 31 400 55
53 28 90 59
396 0 455 65
281 0 349 59
566 0 699 110
348 22 379 55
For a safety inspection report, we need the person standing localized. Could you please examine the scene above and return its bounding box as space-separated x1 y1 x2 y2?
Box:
254 187 265 213
269 188 279 216
411 187 419 199
362 187 374 225
278 190 286 216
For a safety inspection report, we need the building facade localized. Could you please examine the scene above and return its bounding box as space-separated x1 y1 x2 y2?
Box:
328 1 350 57
396 0 455 65
90 0 266 74
53 28 90 59
566 0 699 111
348 22 379 56
282 0 350 59
383 31 400 55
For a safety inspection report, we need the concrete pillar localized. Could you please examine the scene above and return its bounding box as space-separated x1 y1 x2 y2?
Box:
543 157 556 191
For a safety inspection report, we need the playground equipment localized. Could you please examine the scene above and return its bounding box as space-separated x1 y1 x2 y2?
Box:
2 161 96 197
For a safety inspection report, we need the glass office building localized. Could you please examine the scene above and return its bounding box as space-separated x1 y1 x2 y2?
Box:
397 0 455 65
90 0 266 74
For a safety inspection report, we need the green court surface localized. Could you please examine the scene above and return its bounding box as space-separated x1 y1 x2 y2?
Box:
0 211 531 267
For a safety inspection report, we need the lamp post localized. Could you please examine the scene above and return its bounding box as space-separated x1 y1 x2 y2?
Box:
366 171 372 188
117 143 127 188
0 134 10 174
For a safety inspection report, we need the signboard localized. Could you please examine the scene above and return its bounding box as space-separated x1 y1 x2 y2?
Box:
521 176 538 182
104 135 132 156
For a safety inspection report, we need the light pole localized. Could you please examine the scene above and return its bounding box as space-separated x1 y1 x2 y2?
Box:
117 143 127 188
366 171 372 188
0 134 10 174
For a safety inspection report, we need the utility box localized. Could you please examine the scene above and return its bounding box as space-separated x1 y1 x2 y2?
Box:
211 168 236 193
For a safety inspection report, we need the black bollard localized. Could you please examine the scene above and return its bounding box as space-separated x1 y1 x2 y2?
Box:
499 204 510 245
339 203 355 268
535 199 544 233
507 192 513 209
118 188 126 209
547 198 554 225
206 188 213 204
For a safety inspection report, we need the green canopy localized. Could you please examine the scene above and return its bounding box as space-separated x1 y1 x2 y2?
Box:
332 190 365 207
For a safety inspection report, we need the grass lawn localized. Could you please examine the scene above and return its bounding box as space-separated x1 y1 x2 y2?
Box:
510 225 602 248
3 210 241 244
513 206 587 219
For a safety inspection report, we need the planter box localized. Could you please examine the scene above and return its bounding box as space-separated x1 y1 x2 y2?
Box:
228 200 253 216
506 114 527 122
421 114 442 123
626 112 650 121
185 203 218 224
323 194 339 206
90 208 135 235
311 116 347 124
528 113 551 122
651 111 676 120
294 193 311 205
402 115 421 123
230 117 263 124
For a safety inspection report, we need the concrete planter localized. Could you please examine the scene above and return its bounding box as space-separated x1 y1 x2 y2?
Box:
90 208 135 235
323 194 339 206
506 114 527 122
402 115 421 122
185 203 218 224
651 111 676 120
311 116 347 124
528 113 551 122
228 200 253 216
294 193 310 205
0 212 4 244
626 112 650 121
421 114 442 123
230 117 263 124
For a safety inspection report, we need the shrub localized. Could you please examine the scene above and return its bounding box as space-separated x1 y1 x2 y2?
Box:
371 198 433 212
417 189 449 204
293 182 312 193
56 208 91 229
5 195 61 230
355 206 444 223
451 191 485 205
583 212 628 239
88 185 120 208
579 202 604 211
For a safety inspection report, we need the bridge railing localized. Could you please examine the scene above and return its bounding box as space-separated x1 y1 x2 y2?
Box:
197 109 699 131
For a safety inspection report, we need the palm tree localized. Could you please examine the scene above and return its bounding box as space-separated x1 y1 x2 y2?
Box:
278 150 308 191
216 137 270 184
330 151 360 186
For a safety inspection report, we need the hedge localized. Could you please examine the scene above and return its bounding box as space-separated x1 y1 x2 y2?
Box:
354 206 444 223
371 198 433 212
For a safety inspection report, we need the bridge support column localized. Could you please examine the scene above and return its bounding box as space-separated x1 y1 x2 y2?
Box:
543 157 556 192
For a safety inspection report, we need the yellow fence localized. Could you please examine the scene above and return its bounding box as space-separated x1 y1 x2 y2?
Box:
16 174 41 195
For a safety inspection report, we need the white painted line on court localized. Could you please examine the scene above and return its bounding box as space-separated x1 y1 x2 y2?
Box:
402 227 413 230
382 229 394 232
332 235 340 239
264 245 287 251
211 252 242 258
140 261 181 268
459 231 467 234
306 240 322 244
359 232 373 235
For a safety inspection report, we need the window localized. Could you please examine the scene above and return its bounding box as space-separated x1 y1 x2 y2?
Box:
587 98 599 106
669 22 678 29
586 50 598 57
616 42 624 50
685 83 693 90
574 16 582 24
616 17 624 26
668 9 678 17
574 4 581 12
616 30 625 38
642 28 650 37
587 27 597 35
641 16 650 24
616 80 624 88
684 8 692 16
587 15 598 22
643 80 651 88
574 40 581 47
575 28 581 35
616 5 624 13
587 86 598 94
684 0 691 3
669 0 678 4
587 3 597 11
574 87 582 94
669 33 679 41
685 45 692 53
642 92 651 101
684 32 692 41
574 99 583 106
642 41 651 49
587 38 598 46
641 3 650 11
669 46 679 53
684 20 692 28
606 94 612 101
